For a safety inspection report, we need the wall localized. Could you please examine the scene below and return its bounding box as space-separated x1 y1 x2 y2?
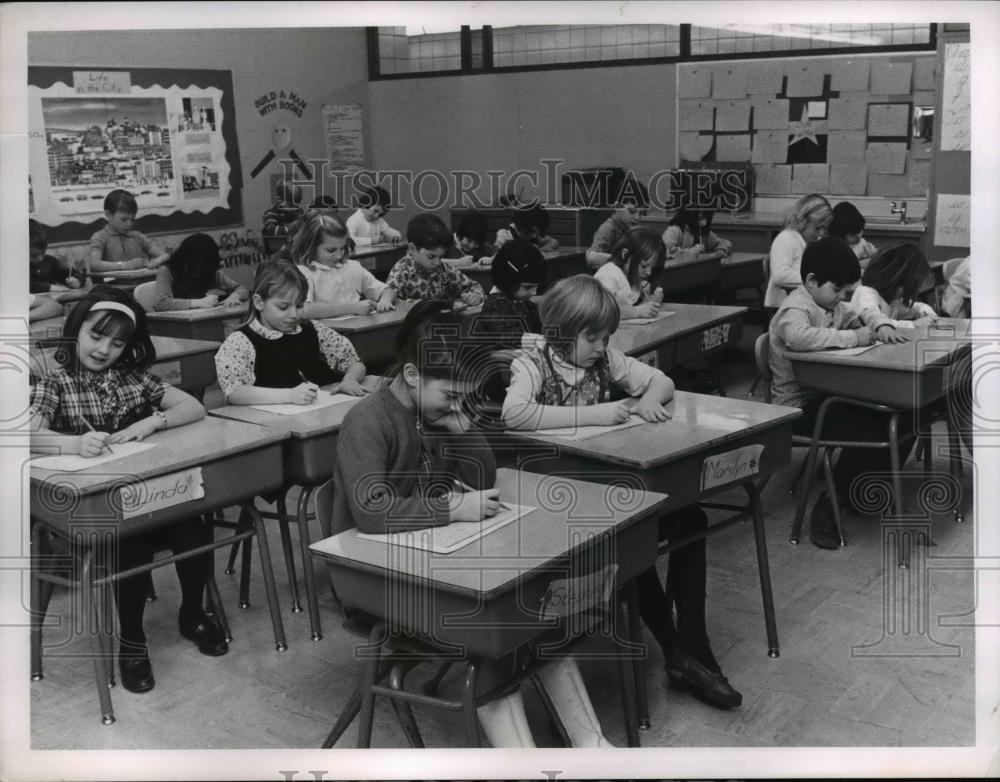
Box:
27 28 368 261
368 63 677 230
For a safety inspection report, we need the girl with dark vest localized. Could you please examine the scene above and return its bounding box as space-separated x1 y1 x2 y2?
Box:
214 260 367 405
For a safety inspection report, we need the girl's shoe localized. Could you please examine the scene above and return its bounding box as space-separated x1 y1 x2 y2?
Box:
664 648 742 709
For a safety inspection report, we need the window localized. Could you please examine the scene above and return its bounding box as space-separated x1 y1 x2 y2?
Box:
690 24 933 56
491 24 681 68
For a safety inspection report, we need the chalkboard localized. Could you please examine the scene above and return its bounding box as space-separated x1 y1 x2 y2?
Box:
28 66 243 244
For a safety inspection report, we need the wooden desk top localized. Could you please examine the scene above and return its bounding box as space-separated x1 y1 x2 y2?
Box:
150 336 220 359
310 467 669 600
30 416 288 496
90 268 157 282
145 306 246 323
319 300 417 334
723 251 767 267
28 316 66 339
501 391 799 471
610 302 746 355
352 243 405 259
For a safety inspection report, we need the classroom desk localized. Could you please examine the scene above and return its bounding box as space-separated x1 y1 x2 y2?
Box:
29 335 219 398
719 251 766 293
208 375 384 640
28 316 66 342
88 267 157 292
310 467 670 747
30 416 289 722
445 245 588 293
659 256 721 297
145 305 245 342
610 302 746 377
352 243 407 280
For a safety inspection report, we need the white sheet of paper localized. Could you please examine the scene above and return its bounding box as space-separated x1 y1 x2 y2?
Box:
357 503 535 554
247 390 360 416
824 344 878 356
620 311 676 325
532 416 646 442
31 440 155 472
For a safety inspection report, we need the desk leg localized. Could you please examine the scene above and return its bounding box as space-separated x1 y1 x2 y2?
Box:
295 485 322 641
81 548 115 724
275 493 302 614
461 660 481 747
387 661 426 748
746 483 780 657
888 414 910 570
624 581 650 730
356 622 384 748
241 503 287 651
613 598 640 747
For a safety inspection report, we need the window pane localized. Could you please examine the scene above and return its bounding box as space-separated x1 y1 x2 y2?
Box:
490 24 680 67
376 26 463 74
690 23 930 55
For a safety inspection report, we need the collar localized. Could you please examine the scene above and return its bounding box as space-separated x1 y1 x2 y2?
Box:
104 224 133 237
248 316 302 339
309 260 347 273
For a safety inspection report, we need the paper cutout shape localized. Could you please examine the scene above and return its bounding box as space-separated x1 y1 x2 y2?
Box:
715 101 751 132
751 131 788 164
713 67 748 99
914 56 937 90
715 134 752 162
867 173 909 197
31 440 155 473
680 66 712 98
752 98 790 130
934 194 970 247
829 165 867 195
827 96 868 130
830 59 870 92
826 131 867 165
908 160 930 196
791 164 830 194
867 103 911 137
866 142 907 174
754 164 792 194
679 100 715 131
678 132 714 161
785 64 824 97
871 61 913 95
788 105 822 147
746 61 785 95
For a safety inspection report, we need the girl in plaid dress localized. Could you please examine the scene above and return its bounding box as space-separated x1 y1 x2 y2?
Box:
29 285 225 695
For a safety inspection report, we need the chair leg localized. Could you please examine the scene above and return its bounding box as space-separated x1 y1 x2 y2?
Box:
821 449 846 547
143 570 157 602
242 503 287 651
613 597 640 747
746 482 780 657
387 662 425 748
790 443 824 543
224 539 241 576
205 565 232 643
888 414 910 570
295 485 322 641
321 656 396 748
945 405 966 521
461 660 481 747
30 524 53 682
275 493 302 614
238 509 253 609
356 622 385 748
747 373 762 397
422 661 452 696
625 580 650 730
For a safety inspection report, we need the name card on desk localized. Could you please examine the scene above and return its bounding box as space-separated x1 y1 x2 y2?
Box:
701 323 732 352
539 564 618 622
701 444 763 491
120 468 204 519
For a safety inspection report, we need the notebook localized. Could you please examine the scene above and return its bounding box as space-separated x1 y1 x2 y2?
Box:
620 311 676 325
247 390 361 415
356 503 535 554
531 416 646 441
31 440 155 472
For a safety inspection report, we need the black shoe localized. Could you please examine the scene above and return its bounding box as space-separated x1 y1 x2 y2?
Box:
808 492 842 550
179 612 229 656
664 648 742 709
119 648 155 693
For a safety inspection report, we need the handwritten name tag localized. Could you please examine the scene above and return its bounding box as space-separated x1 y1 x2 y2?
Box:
701 323 731 352
73 71 131 94
538 564 618 621
120 468 204 519
701 444 763 491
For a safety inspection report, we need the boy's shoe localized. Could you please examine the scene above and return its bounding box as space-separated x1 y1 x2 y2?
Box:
808 492 842 550
119 647 155 693
179 612 229 656
664 648 742 709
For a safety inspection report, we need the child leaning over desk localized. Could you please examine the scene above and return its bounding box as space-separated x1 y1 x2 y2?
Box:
88 189 170 273
594 226 665 320
152 233 248 311
331 299 613 747
503 275 742 709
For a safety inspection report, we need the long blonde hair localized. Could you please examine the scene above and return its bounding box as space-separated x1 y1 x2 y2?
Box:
784 193 833 234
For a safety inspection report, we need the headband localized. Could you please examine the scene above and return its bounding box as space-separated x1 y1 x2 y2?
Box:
90 301 137 323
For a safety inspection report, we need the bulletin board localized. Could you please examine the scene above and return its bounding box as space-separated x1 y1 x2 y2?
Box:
28 66 244 244
677 53 937 199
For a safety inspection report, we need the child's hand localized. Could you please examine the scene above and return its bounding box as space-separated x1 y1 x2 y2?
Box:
876 325 910 344
449 488 501 523
435 409 473 434
77 430 110 457
913 315 938 326
352 300 376 315
144 258 164 269
690 243 706 256
335 378 370 397
193 294 220 309
287 382 319 405
109 417 160 444
389 235 403 245
222 293 243 307
65 277 82 289
478 256 493 266
854 327 874 347
455 254 473 266
651 287 664 304
590 401 633 426
634 397 671 423
374 297 395 313
460 291 481 307
451 299 469 313
636 301 661 319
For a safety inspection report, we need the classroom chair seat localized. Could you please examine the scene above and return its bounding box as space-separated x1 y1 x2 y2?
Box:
132 281 157 312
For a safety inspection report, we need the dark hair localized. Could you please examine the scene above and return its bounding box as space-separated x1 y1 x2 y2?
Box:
491 240 545 295
276 181 303 205
668 208 713 239
356 185 392 210
61 284 155 371
247 260 308 323
456 212 489 244
165 233 221 298
539 275 620 348
610 227 666 290
828 201 866 238
394 298 493 384
103 189 138 216
512 203 550 234
862 243 932 306
29 219 47 252
406 213 452 250
615 177 650 208
308 195 338 211
800 237 862 287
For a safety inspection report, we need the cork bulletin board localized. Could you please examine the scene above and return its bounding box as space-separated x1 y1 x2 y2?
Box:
677 53 936 199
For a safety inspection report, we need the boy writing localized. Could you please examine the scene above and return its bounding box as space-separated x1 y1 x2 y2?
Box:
88 189 169 273
585 184 650 270
346 185 402 247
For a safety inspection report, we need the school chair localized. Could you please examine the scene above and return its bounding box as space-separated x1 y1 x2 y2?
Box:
132 281 157 312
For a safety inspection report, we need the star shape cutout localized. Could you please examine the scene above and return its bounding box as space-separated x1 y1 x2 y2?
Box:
788 105 822 147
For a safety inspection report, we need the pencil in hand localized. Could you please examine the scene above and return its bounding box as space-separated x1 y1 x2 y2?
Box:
81 416 114 455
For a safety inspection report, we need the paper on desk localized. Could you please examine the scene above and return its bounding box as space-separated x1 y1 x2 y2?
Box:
532 416 646 442
620 310 676 325
31 440 155 472
357 503 535 554
824 344 878 356
247 390 360 415
324 314 358 321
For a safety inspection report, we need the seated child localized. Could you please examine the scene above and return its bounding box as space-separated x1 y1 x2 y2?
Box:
828 202 877 268
346 185 402 247
29 219 82 293
386 214 484 310
850 243 937 332
585 183 649 270
495 203 559 253
769 237 919 549
476 239 544 350
28 293 64 322
88 189 169 273
445 211 496 264
502 275 741 709
594 226 665 320
295 213 395 318
661 209 731 264
940 257 971 319
765 194 833 309
261 182 305 247
152 233 249 311
214 261 368 405
332 299 612 746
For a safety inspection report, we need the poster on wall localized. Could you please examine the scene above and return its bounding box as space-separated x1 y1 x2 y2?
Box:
322 103 365 172
28 66 243 243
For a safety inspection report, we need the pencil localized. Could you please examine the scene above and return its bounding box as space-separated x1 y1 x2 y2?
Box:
81 416 114 455
454 478 511 512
